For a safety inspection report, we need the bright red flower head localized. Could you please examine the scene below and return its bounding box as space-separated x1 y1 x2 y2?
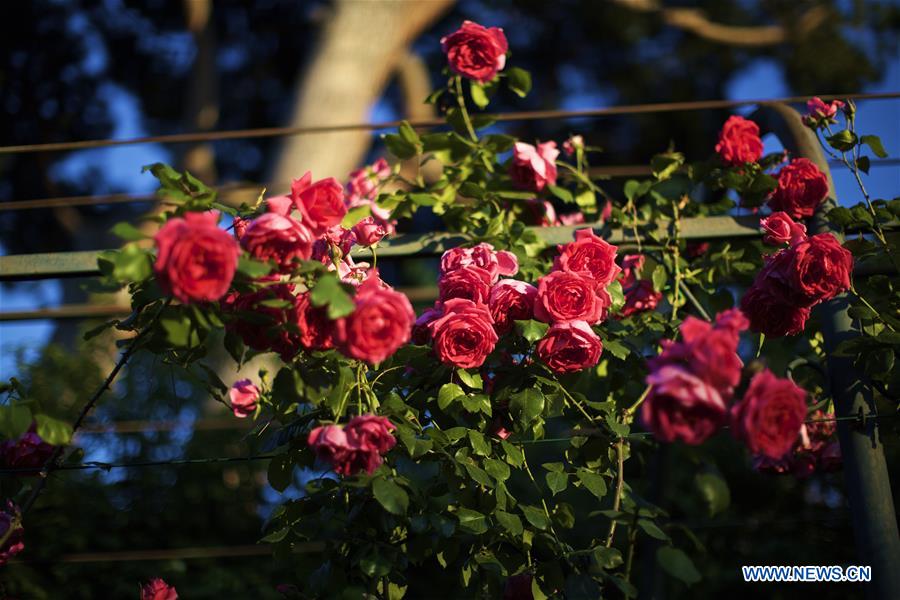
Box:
441 21 508 83
510 141 559 192
534 270 610 325
290 172 347 235
731 369 807 459
536 320 603 374
428 298 498 369
767 158 829 219
554 229 621 286
489 279 537 334
715 115 763 166
337 275 415 364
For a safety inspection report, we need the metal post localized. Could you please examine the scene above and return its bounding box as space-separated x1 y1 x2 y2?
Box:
753 103 900 600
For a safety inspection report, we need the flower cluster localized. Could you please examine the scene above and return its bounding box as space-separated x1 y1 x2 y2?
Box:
141 578 178 600
642 309 748 444
802 97 846 129
741 222 853 338
346 157 395 236
0 425 54 472
0 502 24 566
307 415 397 476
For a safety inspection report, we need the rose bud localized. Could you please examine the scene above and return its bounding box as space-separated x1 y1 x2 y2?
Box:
229 379 260 418
352 216 387 247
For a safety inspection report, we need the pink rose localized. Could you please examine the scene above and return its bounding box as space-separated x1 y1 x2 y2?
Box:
760 211 807 246
562 135 584 157
619 280 661 318
222 284 303 361
428 298 498 369
559 211 586 226
141 579 178 600
352 216 387 247
642 365 727 445
803 97 845 127
0 426 54 472
441 20 508 83
153 211 239 303
740 283 811 338
0 503 24 566
289 172 347 235
619 254 646 288
438 265 494 304
412 305 442 345
536 320 604 374
785 233 853 305
232 215 250 240
767 158 829 219
344 414 396 454
440 244 517 282
346 158 390 202
489 279 538 334
294 292 337 351
731 369 807 459
554 229 621 286
229 379 259 418
534 270 610 325
510 141 559 192
307 425 352 474
337 275 415 364
686 241 709 258
715 115 763 166
240 198 314 272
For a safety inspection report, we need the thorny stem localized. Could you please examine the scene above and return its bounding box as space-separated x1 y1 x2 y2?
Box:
453 76 478 143
669 201 683 322
624 385 652 420
605 439 626 548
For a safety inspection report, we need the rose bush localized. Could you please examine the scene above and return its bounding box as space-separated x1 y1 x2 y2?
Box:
4 20 897 599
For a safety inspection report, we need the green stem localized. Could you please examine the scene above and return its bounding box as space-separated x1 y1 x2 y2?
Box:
453 76 478 143
623 385 651 420
605 439 626 548
522 453 560 539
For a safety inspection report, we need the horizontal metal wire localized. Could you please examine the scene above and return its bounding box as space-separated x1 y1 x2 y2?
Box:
8 542 324 565
0 92 896 156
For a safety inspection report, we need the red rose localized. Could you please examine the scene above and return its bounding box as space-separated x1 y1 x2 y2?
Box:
229 379 259 419
510 141 559 192
153 211 239 303
619 253 646 288
438 265 494 304
351 216 387 247
767 158 829 219
760 211 807 246
440 244 517 282
731 369 807 459
740 283 811 338
619 280 661 318
534 270 609 325
294 291 337 351
346 158 390 202
307 424 352 473
554 229 621 286
441 20 508 83
686 241 710 258
0 427 54 472
428 298 498 369
412 305 442 345
344 414 396 454
785 233 852 305
222 284 302 361
289 172 347 235
642 365 727 445
0 503 24 566
489 279 537 334
715 115 763 165
240 198 314 272
337 276 415 364
141 579 178 600
536 320 603 374
232 215 250 240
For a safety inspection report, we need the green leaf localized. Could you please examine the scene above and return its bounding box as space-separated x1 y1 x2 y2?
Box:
469 80 490 109
438 383 465 410
637 518 669 541
593 546 624 569
35 414 71 445
468 430 491 456
651 264 667 292
657 546 702 585
495 510 523 535
650 152 685 181
0 403 32 440
520 505 549 530
695 471 731 516
506 67 532 98
501 440 524 467
515 320 549 344
112 245 152 283
260 527 289 543
160 314 193 347
547 184 574 204
341 203 372 228
509 388 545 428
267 452 294 492
860 134 888 158
826 129 858 152
457 369 483 390
603 339 629 360
464 463 494 487
484 458 511 482
310 274 355 319
383 133 417 160
856 155 871 174
373 478 409 515
398 121 421 147
110 222 148 241
237 256 272 278
576 468 607 499
545 471 568 496
456 507 488 534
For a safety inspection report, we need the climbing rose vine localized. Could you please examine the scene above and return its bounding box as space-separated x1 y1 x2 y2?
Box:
3 18 898 599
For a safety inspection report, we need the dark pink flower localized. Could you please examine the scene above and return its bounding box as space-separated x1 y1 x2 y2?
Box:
642 366 727 444
760 211 807 246
534 270 610 325
731 369 807 459
767 158 829 219
715 115 763 166
229 379 259 418
441 21 508 83
536 320 603 374
510 141 559 192
428 298 498 369
553 229 621 286
489 279 537 334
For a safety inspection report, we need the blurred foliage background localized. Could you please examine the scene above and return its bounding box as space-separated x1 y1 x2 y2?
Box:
1 0 898 597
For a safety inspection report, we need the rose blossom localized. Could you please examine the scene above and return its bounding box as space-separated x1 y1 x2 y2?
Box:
229 379 259 418
740 283 811 338
141 578 178 600
345 415 396 455
0 426 54 472
288 172 347 235
440 243 517 282
562 135 584 157
294 291 337 350
428 298 498 369
352 216 387 247
307 425 351 472
554 229 621 286
489 279 538 334
559 211 586 226
784 233 853 305
510 141 559 192
715 115 763 166
620 280 661 318
536 320 604 374
534 270 610 325
441 20 508 83
731 369 807 459
438 265 494 304
153 211 240 303
642 366 727 445
686 241 709 258
222 283 303 360
307 416 396 476
804 97 845 127
767 158 829 219
346 158 390 202
412 305 442 345
760 211 807 246
0 503 24 566
337 275 415 364
240 197 314 271
620 254 646 288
